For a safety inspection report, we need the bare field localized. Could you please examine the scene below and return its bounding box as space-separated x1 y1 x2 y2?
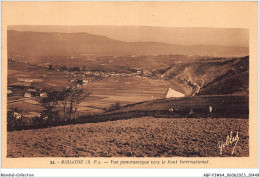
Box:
79 77 168 114
7 117 248 157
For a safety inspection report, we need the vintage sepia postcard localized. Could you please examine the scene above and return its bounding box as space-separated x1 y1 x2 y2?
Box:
1 1 258 169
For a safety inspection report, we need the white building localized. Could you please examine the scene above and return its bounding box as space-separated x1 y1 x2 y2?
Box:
27 88 37 92
24 93 32 98
83 80 89 86
40 92 48 98
25 79 33 83
13 112 21 120
165 88 185 98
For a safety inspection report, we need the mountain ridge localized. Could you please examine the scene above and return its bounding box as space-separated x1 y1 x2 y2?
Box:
8 25 249 47
8 30 249 57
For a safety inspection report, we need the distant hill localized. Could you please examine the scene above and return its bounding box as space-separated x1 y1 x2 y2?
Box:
7 30 248 57
8 25 249 47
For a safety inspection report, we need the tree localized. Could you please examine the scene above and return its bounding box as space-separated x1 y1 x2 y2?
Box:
7 111 16 131
107 102 121 111
76 79 83 85
40 91 60 124
60 86 89 121
32 116 44 128
7 108 21 131
61 65 67 71
40 83 90 126
70 67 80 71
59 88 70 122
71 87 89 120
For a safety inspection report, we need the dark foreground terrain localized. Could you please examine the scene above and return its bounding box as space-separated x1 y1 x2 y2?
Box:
7 117 248 157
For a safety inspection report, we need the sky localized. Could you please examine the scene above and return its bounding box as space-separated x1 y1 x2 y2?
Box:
2 2 257 47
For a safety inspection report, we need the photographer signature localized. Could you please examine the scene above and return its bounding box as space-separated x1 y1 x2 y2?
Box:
217 131 239 155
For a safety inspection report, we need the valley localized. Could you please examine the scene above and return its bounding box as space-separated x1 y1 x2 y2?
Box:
6 27 249 158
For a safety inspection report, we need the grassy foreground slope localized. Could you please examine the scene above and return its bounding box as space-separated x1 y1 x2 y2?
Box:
8 117 248 157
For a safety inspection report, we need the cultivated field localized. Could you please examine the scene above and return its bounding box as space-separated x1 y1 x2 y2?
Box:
81 77 168 114
7 117 249 157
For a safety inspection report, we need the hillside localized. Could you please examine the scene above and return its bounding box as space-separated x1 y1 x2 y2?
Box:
79 95 249 123
8 30 248 57
160 56 249 95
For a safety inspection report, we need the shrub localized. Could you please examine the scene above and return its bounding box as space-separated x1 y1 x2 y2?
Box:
107 102 121 111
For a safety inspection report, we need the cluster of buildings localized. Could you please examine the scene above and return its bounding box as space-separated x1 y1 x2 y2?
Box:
23 91 48 98
8 84 48 98
68 69 152 79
